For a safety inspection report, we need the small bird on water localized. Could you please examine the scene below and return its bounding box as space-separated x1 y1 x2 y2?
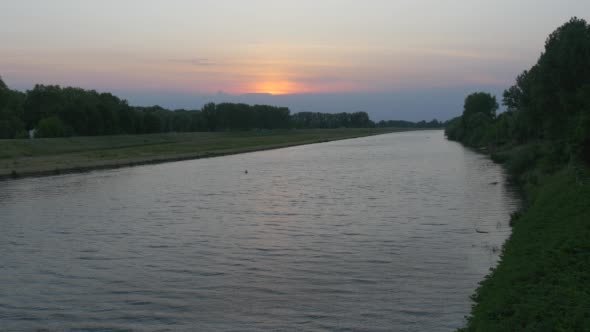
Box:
245 170 248 174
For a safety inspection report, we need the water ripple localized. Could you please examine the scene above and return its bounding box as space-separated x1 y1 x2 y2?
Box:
0 131 520 331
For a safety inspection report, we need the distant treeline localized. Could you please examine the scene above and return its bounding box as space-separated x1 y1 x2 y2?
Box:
446 17 590 164
0 79 442 138
0 84 295 138
376 119 443 129
291 111 373 129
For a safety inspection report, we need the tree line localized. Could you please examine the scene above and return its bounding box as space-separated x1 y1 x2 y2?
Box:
445 17 590 165
0 79 441 138
376 119 443 129
0 84 296 138
291 111 374 129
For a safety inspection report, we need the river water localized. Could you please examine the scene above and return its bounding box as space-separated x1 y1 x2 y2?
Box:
0 130 519 331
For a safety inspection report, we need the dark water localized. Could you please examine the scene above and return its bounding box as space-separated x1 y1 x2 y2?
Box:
0 131 519 331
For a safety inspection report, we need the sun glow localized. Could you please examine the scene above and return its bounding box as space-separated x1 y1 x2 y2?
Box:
251 80 307 95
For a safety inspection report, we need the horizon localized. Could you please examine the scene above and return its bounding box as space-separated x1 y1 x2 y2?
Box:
2 1 589 120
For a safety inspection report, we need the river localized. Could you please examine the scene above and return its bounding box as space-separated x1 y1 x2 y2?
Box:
0 130 519 331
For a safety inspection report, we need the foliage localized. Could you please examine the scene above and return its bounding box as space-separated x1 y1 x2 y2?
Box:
0 78 436 139
454 17 590 331
0 76 27 138
463 92 498 119
36 116 67 138
574 85 590 164
0 111 26 139
0 76 7 90
445 92 497 147
376 119 443 128
459 169 590 331
446 17 590 164
291 111 374 129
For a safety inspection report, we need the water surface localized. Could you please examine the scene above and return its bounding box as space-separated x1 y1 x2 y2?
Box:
0 130 519 331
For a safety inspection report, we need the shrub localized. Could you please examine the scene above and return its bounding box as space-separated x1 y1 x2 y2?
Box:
36 116 67 138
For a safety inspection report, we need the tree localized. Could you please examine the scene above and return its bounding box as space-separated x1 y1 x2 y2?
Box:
574 85 590 164
463 92 498 120
201 103 217 131
0 109 26 138
448 18 590 162
0 77 26 138
0 76 7 90
143 111 161 133
0 75 383 137
532 17 590 139
445 92 497 147
444 117 464 141
23 85 67 130
36 116 67 138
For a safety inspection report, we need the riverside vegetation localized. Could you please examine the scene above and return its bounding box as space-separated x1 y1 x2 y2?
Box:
446 18 590 331
0 77 442 178
0 77 443 139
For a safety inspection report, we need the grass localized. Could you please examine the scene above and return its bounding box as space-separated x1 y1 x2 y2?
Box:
0 128 408 179
460 147 590 331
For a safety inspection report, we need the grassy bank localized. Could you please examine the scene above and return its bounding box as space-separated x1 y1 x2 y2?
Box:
460 145 590 331
0 128 408 180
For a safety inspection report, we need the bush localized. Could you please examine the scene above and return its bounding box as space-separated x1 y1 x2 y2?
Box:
504 144 540 178
36 116 67 138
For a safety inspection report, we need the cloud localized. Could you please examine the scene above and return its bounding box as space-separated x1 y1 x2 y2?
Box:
406 47 519 61
168 58 217 66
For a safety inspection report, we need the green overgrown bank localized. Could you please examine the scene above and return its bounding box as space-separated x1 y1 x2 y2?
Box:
447 18 590 331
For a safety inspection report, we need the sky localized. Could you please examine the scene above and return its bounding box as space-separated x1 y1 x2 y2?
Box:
1 0 589 121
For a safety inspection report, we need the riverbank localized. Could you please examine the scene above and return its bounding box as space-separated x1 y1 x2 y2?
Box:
0 128 413 180
459 143 590 331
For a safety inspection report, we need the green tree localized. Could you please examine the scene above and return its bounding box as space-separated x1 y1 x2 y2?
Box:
143 111 161 133
449 17 590 162
574 85 590 164
535 17 590 139
445 92 497 147
201 103 217 131
0 76 7 90
0 108 26 138
463 92 498 120
37 116 67 138
0 76 26 138
23 85 66 130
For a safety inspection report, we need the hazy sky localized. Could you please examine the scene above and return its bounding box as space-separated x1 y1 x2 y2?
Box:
1 1 589 120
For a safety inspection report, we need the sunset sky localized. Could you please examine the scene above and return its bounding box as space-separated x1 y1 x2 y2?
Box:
1 0 589 120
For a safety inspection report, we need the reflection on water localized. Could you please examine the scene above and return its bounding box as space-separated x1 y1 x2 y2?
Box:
0 130 519 331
